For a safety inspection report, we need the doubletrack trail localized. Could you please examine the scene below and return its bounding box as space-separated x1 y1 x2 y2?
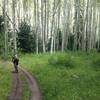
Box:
8 67 42 100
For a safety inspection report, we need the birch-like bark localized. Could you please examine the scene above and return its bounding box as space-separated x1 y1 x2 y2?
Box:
50 0 56 54
36 0 39 54
12 0 17 56
3 0 8 58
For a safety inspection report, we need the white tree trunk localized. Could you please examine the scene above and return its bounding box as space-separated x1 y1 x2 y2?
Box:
3 0 8 58
12 0 17 56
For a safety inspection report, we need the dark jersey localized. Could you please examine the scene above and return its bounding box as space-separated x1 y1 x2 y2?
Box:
13 58 19 65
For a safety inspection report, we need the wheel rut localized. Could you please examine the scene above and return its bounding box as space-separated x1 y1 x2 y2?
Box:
8 71 23 100
21 68 42 100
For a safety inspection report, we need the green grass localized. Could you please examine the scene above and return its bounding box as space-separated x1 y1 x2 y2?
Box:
21 73 30 100
0 61 12 100
20 52 100 100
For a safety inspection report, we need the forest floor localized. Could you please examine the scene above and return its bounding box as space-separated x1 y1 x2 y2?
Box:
0 51 100 100
8 67 42 100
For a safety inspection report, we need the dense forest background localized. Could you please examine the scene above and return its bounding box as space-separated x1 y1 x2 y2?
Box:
0 0 100 57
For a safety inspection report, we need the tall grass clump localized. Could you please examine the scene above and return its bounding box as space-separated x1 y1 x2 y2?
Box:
92 57 100 71
48 54 75 68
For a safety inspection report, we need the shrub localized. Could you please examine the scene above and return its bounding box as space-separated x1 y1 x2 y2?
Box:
48 56 58 65
0 15 4 33
48 54 75 68
92 57 100 70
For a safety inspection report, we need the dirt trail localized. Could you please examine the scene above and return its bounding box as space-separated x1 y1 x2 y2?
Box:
8 71 23 100
8 68 42 100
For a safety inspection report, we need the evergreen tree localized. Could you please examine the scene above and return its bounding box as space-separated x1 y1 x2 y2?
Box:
17 21 35 53
0 15 4 54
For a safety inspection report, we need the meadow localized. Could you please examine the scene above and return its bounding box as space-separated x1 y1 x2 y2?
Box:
20 52 100 100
